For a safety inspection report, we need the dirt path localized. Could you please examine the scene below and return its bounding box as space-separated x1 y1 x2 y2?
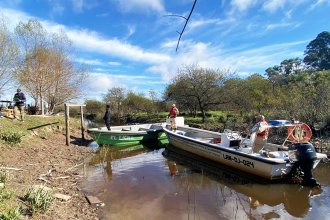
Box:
0 131 100 219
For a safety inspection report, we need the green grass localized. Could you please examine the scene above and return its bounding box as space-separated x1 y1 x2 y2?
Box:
0 207 22 220
0 168 11 184
0 115 82 145
24 187 54 215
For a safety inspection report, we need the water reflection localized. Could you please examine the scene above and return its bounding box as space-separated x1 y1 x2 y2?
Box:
88 140 168 180
82 141 329 220
163 146 324 219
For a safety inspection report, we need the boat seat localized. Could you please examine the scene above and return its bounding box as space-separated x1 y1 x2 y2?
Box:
122 128 131 131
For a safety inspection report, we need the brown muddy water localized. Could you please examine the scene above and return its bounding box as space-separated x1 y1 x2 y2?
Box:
82 142 330 220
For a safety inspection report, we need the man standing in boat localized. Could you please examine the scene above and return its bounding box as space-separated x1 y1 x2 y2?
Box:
251 115 269 153
168 104 179 131
103 104 111 130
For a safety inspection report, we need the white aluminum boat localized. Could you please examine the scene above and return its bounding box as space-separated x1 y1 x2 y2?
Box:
163 120 327 185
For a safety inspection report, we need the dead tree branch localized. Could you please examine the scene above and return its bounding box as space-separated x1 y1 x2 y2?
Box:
165 0 198 52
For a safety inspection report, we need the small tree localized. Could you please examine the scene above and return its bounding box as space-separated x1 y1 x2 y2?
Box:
165 64 229 122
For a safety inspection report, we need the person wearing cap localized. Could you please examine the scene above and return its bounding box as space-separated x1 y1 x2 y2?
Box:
168 104 179 131
251 115 269 153
13 88 26 121
103 104 111 130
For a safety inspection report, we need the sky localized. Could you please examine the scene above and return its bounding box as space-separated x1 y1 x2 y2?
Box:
0 0 330 102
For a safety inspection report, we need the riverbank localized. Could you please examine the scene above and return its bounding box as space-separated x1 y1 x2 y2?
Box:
0 116 99 219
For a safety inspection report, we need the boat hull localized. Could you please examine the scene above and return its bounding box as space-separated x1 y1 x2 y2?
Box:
88 124 166 146
164 126 293 180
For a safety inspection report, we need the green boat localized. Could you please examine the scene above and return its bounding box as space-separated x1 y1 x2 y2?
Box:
87 123 167 146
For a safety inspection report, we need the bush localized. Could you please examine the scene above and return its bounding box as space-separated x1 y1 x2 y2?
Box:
0 130 24 145
0 207 21 220
24 187 54 215
0 168 11 184
0 188 14 203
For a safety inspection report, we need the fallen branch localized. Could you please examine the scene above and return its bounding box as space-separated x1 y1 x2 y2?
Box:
0 167 24 171
40 168 55 177
55 176 71 180
38 177 50 183
64 163 84 173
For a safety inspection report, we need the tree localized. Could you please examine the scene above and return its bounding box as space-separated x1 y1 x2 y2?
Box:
266 58 305 89
104 87 126 117
15 19 48 113
287 70 330 125
165 65 228 122
0 17 19 95
123 91 154 114
85 99 104 118
15 19 87 114
304 31 330 70
45 32 87 113
241 74 273 114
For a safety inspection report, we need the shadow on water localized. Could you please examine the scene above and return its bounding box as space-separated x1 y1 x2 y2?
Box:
162 144 324 218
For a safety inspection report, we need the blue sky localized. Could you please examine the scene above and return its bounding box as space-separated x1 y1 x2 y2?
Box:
0 0 330 102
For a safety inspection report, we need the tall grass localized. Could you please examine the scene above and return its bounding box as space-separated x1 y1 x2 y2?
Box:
0 207 21 220
24 187 54 215
0 168 11 184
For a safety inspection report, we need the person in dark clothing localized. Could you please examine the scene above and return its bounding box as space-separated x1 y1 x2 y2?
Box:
13 88 26 121
103 104 111 130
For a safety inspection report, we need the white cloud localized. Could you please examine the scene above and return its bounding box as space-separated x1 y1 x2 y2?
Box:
38 21 172 65
263 0 287 12
111 0 164 13
265 21 301 31
149 39 308 82
76 58 105 66
231 0 258 12
189 18 236 29
262 0 306 13
108 61 121 66
86 72 165 99
310 0 330 10
124 25 136 40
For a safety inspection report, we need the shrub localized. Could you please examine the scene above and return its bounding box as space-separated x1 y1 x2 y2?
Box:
0 207 21 220
24 187 54 214
0 130 24 145
0 188 14 202
0 168 11 184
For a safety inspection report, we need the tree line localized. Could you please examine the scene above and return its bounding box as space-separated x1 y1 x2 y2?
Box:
0 17 87 114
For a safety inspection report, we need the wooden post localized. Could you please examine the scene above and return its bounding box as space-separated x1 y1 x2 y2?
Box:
80 106 85 140
65 103 70 146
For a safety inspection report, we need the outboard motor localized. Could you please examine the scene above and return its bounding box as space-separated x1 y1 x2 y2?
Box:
289 142 319 187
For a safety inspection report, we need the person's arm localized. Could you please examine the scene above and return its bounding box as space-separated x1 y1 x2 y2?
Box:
21 93 26 102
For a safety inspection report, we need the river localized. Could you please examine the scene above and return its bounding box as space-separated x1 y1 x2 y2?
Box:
82 141 330 220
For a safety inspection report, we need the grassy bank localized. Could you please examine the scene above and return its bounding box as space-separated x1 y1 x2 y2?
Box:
0 115 82 146
0 115 96 219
